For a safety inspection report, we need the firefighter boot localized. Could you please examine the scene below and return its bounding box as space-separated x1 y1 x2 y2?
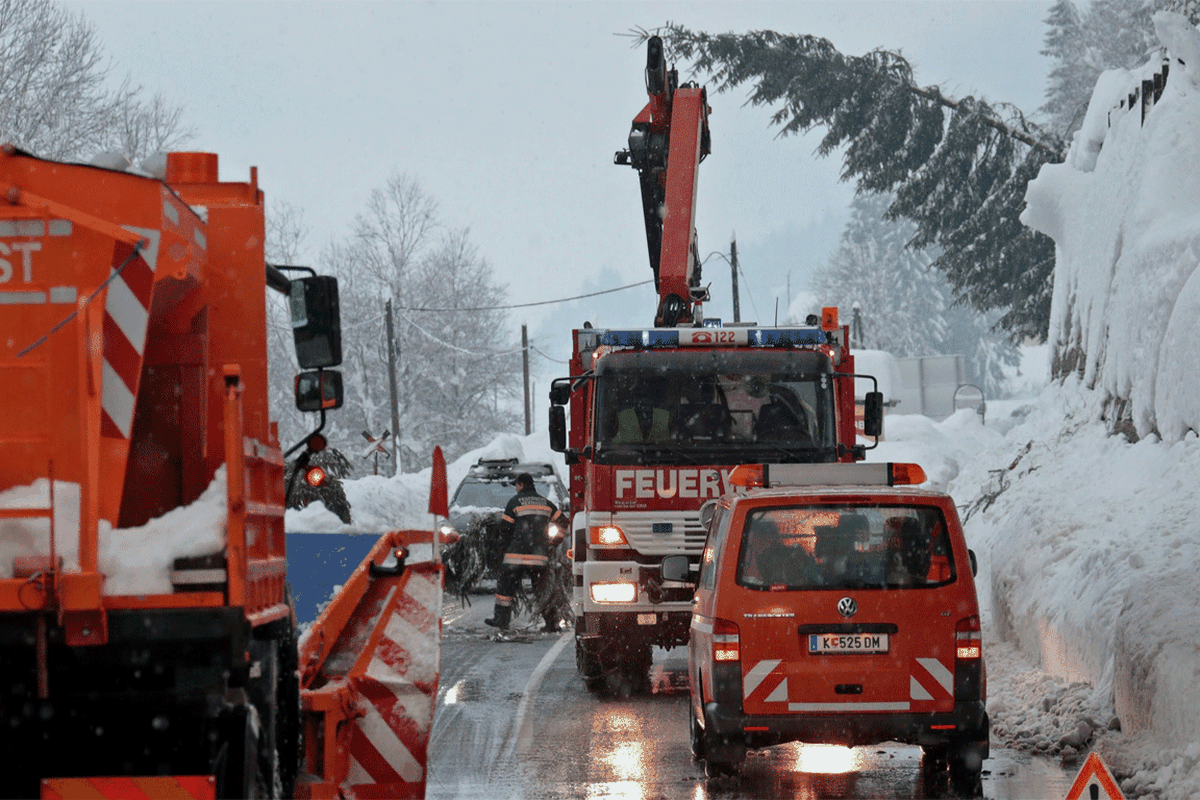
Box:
485 604 511 630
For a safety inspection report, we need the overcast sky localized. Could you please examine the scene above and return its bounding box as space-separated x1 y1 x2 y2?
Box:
68 0 1052 367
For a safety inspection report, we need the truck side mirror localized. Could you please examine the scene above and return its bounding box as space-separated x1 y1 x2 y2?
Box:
291 276 342 369
295 370 343 412
863 391 884 438
549 378 571 406
549 405 567 452
660 554 692 583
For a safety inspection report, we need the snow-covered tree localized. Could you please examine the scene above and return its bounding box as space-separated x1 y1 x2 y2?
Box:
324 173 520 474
809 193 947 354
810 192 1017 397
655 24 1065 342
263 200 311 453
1041 0 1171 138
0 0 192 163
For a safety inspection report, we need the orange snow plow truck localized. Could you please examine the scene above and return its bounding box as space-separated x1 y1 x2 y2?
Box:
0 146 444 799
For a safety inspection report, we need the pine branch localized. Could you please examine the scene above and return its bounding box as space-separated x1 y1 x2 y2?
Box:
906 85 1062 157
658 23 1068 340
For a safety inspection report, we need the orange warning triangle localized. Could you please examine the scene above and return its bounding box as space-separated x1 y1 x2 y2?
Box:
1064 752 1125 800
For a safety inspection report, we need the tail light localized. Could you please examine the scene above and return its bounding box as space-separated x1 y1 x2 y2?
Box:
305 465 327 488
955 615 982 660
713 617 741 662
954 615 984 700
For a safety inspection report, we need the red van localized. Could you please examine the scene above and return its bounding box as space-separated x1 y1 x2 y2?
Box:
662 462 988 786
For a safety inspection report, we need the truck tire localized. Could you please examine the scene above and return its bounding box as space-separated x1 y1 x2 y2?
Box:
276 594 301 798
575 637 606 693
949 739 987 796
215 703 261 799
688 697 705 759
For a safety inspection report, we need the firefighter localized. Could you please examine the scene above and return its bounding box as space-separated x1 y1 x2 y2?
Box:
486 472 567 632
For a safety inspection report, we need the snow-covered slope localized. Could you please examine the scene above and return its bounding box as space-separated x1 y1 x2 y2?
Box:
1024 11 1200 443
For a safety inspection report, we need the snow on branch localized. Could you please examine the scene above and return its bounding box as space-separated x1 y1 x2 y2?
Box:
655 23 1067 341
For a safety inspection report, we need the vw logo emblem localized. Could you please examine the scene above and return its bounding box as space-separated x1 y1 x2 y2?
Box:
837 597 858 618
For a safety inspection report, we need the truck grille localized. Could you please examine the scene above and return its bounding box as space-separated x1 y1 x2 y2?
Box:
614 511 708 556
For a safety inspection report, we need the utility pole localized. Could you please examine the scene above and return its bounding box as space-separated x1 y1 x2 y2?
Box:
522 324 531 435
729 236 741 323
385 299 402 475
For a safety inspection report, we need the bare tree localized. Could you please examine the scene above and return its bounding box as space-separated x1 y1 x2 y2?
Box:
264 200 312 453
0 0 191 163
108 90 196 166
321 174 520 474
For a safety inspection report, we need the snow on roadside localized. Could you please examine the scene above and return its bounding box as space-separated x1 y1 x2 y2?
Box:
872 380 1200 799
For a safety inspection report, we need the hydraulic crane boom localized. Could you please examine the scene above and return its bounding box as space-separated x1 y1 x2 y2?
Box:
615 35 712 327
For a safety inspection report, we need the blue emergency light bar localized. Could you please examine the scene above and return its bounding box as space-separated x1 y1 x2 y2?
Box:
591 326 826 349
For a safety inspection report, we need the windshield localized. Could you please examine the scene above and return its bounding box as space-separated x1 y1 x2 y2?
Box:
451 478 562 510
736 504 955 591
450 480 514 510
591 349 837 465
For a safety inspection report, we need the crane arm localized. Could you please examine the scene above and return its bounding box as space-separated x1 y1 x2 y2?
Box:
615 35 712 327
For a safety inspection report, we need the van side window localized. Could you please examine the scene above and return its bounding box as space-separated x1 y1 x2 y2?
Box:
699 504 731 590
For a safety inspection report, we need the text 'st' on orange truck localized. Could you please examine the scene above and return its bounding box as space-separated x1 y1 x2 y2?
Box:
663 462 988 791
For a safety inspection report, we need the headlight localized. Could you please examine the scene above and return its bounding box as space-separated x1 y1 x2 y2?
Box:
590 581 638 603
438 523 457 536
546 523 563 541
589 525 628 546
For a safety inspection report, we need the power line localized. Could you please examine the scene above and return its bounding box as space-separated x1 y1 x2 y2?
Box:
530 343 570 364
392 279 653 312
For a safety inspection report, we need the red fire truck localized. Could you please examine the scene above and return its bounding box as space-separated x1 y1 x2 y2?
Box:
548 37 883 693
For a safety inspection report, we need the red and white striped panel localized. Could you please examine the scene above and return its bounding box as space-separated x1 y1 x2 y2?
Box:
909 656 955 703
41 775 215 800
100 226 160 439
345 562 443 799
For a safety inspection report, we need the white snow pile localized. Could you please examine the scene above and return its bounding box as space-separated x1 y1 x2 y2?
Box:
99 466 229 594
1023 11 1200 443
0 468 228 595
285 431 565 533
0 479 89 577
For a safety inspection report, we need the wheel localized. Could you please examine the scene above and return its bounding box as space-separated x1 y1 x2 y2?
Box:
214 703 261 799
949 740 987 796
698 691 744 778
275 596 301 798
688 698 705 759
704 757 740 779
575 637 606 693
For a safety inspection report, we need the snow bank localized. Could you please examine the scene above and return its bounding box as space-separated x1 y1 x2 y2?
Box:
285 431 567 533
1022 11 1200 442
933 381 1200 798
0 479 86 577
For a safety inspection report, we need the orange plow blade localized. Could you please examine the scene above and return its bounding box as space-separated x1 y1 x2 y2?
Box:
296 530 443 799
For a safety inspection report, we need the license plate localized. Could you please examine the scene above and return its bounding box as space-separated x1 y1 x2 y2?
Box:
808 632 889 654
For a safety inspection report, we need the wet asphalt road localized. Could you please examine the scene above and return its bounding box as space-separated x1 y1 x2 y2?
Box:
427 596 1076 800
